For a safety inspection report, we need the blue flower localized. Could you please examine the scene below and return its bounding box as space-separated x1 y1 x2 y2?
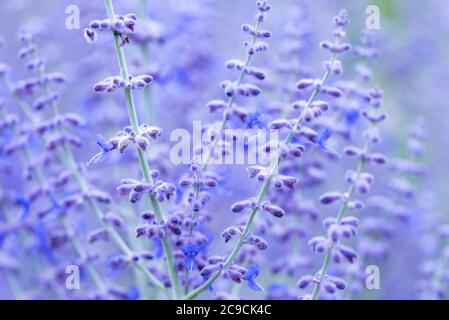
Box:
316 128 340 158
181 244 200 271
244 264 264 292
87 134 114 166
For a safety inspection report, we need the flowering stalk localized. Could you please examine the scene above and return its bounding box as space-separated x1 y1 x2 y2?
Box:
102 0 181 299
0 96 107 293
310 159 366 299
184 8 351 300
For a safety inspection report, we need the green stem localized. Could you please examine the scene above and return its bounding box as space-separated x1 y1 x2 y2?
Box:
104 0 181 299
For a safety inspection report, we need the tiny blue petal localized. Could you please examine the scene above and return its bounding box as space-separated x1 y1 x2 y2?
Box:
182 244 200 271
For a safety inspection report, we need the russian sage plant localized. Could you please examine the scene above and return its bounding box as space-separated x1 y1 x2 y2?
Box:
0 0 445 301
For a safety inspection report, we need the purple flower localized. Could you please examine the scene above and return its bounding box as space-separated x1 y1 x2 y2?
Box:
182 244 200 271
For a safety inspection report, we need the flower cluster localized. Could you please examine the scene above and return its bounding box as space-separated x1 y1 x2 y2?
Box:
299 69 388 301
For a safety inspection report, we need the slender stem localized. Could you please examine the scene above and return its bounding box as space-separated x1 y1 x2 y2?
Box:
104 0 181 299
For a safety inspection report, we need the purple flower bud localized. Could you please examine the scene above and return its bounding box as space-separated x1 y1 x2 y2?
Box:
288 143 305 158
321 85 342 97
347 200 364 210
93 81 109 92
87 228 109 243
226 268 245 283
136 225 148 238
247 165 266 179
141 211 155 221
136 136 149 151
356 179 370 194
362 110 386 123
84 28 97 43
245 66 266 80
335 43 351 53
279 175 298 190
344 146 363 157
322 280 337 294
200 263 222 278
102 212 124 228
327 276 347 290
291 99 308 110
337 245 357 263
311 100 329 112
261 201 285 218
308 236 331 253
334 9 349 26
257 29 272 38
207 100 227 113
117 183 133 196
231 199 251 213
225 59 244 70
368 153 387 165
269 119 289 129
341 216 359 228
320 41 334 51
